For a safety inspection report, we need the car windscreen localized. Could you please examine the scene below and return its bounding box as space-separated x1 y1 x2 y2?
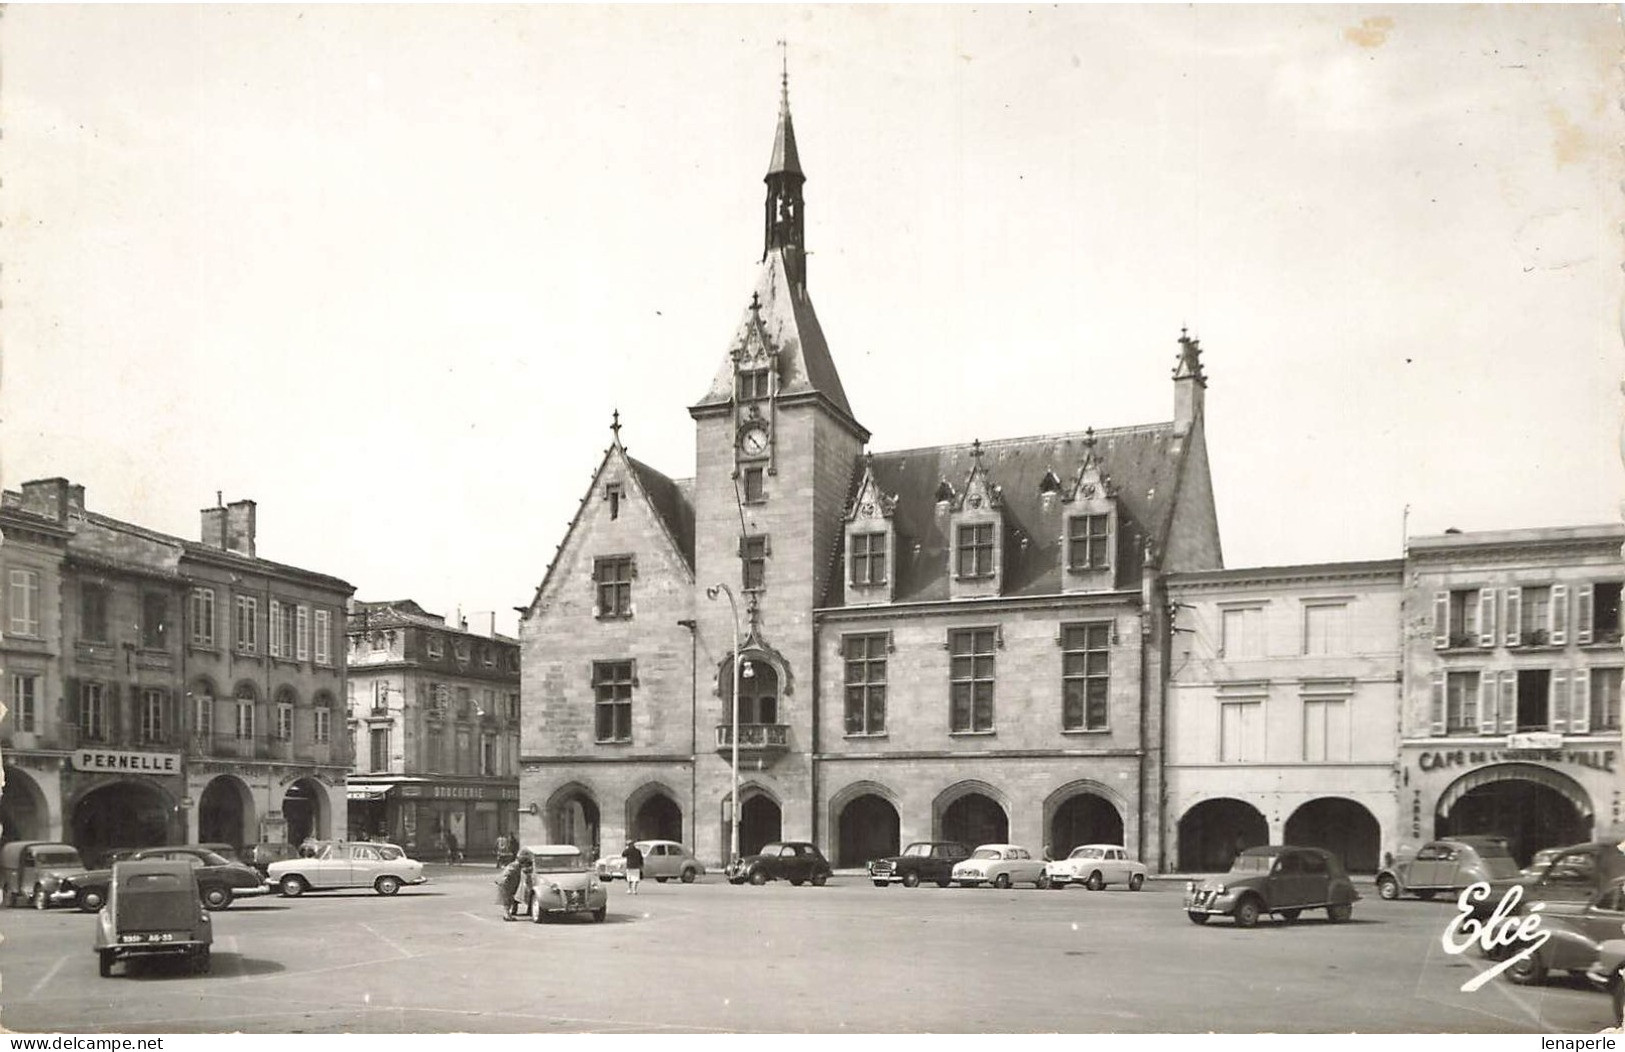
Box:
34 850 83 868
195 851 233 866
125 873 186 891
533 854 585 872
969 848 1002 860
757 843 785 856
1069 848 1101 859
902 844 931 857
1228 854 1275 874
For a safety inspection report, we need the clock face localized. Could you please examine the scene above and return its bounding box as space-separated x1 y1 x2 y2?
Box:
739 425 769 457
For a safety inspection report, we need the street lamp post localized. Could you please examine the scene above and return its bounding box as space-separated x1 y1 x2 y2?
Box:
705 583 742 873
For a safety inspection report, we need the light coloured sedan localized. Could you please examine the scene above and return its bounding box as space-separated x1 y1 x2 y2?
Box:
595 840 707 884
526 845 608 922
951 844 1047 888
1043 844 1148 890
268 840 427 897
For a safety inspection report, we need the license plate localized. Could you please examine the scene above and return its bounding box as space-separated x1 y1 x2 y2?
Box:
119 932 179 944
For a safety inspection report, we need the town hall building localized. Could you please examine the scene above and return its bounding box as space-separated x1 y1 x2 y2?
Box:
516 76 1225 872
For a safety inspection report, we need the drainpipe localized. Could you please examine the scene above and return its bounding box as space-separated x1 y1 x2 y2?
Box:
678 619 698 849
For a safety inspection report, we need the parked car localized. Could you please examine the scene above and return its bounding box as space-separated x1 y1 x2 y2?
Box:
197 842 243 864
0 841 91 910
595 840 706 884
1185 845 1359 927
525 844 607 922
63 845 269 912
1522 848 1563 880
727 842 832 886
1504 877 1625 987
1044 844 1148 891
951 844 1047 889
243 842 301 879
93 859 212 978
1375 836 1520 901
1470 841 1625 921
1584 937 1625 1027
267 840 427 897
869 841 972 888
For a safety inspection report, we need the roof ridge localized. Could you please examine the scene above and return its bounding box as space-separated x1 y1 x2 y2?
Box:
871 422 1174 459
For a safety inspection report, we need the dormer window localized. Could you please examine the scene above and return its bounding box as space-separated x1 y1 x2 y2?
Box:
1066 514 1111 573
850 532 887 586
738 368 770 402
956 524 995 578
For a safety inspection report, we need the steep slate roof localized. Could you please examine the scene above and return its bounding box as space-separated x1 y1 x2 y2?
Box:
692 250 861 430
628 456 695 570
828 424 1188 606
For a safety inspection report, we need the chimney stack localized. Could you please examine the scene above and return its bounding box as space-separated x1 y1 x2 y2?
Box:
225 500 257 558
18 478 75 523
1171 330 1207 438
200 494 227 550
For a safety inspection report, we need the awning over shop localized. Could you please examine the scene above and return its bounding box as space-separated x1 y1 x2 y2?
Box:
346 787 389 802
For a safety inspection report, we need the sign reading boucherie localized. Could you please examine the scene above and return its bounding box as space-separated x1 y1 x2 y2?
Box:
72 750 181 774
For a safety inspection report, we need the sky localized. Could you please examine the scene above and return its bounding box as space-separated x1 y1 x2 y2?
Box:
4 5 1622 637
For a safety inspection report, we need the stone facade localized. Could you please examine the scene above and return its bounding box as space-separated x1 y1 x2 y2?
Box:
0 479 353 862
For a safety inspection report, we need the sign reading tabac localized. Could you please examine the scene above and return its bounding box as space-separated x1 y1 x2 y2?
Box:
72 749 182 774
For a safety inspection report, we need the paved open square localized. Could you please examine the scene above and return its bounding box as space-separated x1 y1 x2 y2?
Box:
0 866 1616 1034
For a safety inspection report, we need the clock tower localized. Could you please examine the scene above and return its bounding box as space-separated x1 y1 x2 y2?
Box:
687 70 869 859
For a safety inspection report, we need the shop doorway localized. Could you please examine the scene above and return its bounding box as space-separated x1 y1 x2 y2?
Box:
72 781 172 865
939 790 1008 846
1177 798 1268 872
198 775 256 847
1 767 49 846
1284 797 1381 872
283 778 327 845
1437 765 1591 866
836 792 899 867
1048 792 1124 857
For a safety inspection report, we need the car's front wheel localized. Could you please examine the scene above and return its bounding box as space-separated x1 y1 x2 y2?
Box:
279 875 308 898
993 873 1011 890
1128 874 1145 892
375 876 402 896
1187 911 1210 925
680 868 697 884
203 886 233 910
872 880 887 888
1376 876 1400 901
901 872 920 888
1085 871 1105 891
812 873 828 887
32 885 49 910
1233 897 1262 928
1505 949 1547 986
1036 873 1051 889
749 869 767 886
78 889 105 912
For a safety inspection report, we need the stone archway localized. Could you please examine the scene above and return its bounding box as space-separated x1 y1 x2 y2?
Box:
1 766 50 846
1047 792 1125 858
546 783 601 858
1284 797 1381 873
1436 763 1592 866
935 782 1009 846
722 785 782 859
834 787 900 867
1177 798 1268 872
627 785 683 842
282 777 329 845
199 775 257 847
72 780 174 864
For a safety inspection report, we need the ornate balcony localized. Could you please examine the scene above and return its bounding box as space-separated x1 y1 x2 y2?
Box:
714 723 790 767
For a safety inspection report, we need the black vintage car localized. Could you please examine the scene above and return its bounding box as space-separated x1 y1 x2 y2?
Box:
727 842 832 886
1469 841 1625 921
64 846 269 912
869 841 971 888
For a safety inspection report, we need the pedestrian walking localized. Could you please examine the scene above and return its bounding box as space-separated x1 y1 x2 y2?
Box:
621 841 644 895
496 832 516 869
496 849 534 921
443 828 461 865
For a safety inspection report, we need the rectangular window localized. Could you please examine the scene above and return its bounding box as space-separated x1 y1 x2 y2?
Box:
140 688 165 743
482 737 495 776
1522 586 1552 644
1587 583 1623 645
455 686 471 719
313 707 331 744
955 524 994 578
850 532 887 586
141 592 168 649
1066 514 1111 572
234 595 258 654
456 728 471 775
425 631 443 659
81 583 109 643
369 727 389 772
1061 623 1111 731
1302 698 1349 761
1218 699 1262 762
605 482 624 519
742 467 765 503
1221 606 1265 659
274 602 297 659
296 606 310 660
843 634 888 735
235 700 255 740
1446 671 1480 733
269 599 283 657
189 587 216 647
8 569 40 636
507 692 520 721
370 631 387 654
1517 669 1551 730
742 536 767 591
594 556 633 618
10 674 38 733
949 628 996 733
276 703 293 741
482 646 494 668
1446 589 1480 648
1303 603 1349 656
80 682 107 742
427 731 444 773
314 609 331 665
738 368 770 401
194 694 213 738
1592 668 1622 732
593 660 634 743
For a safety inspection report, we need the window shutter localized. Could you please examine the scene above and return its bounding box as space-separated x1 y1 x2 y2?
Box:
1571 668 1591 734
629 658 639 688
1477 673 1498 734
1576 584 1594 645
269 600 282 657
628 556 638 579
1429 672 1446 734
1504 588 1522 647
1477 588 1497 648
63 676 79 730
1432 592 1449 649
1550 669 1569 732
1499 671 1516 734
1550 584 1569 646
296 606 310 660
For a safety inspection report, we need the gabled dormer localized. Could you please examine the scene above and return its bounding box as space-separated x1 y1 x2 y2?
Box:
1062 428 1119 592
946 439 1005 600
843 453 897 606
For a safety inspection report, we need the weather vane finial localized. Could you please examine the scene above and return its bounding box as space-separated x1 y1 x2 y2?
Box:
611 408 621 442
777 39 789 99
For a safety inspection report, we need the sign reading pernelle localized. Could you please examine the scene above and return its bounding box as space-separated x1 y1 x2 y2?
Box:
71 750 182 774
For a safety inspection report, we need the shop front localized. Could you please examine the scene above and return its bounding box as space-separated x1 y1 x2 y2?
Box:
344 777 519 861
66 748 189 864
1401 737 1620 865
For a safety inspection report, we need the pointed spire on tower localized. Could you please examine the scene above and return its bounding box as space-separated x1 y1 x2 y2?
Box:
763 44 807 283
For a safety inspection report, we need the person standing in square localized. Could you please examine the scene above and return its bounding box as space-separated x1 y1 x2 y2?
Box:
621 841 644 895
